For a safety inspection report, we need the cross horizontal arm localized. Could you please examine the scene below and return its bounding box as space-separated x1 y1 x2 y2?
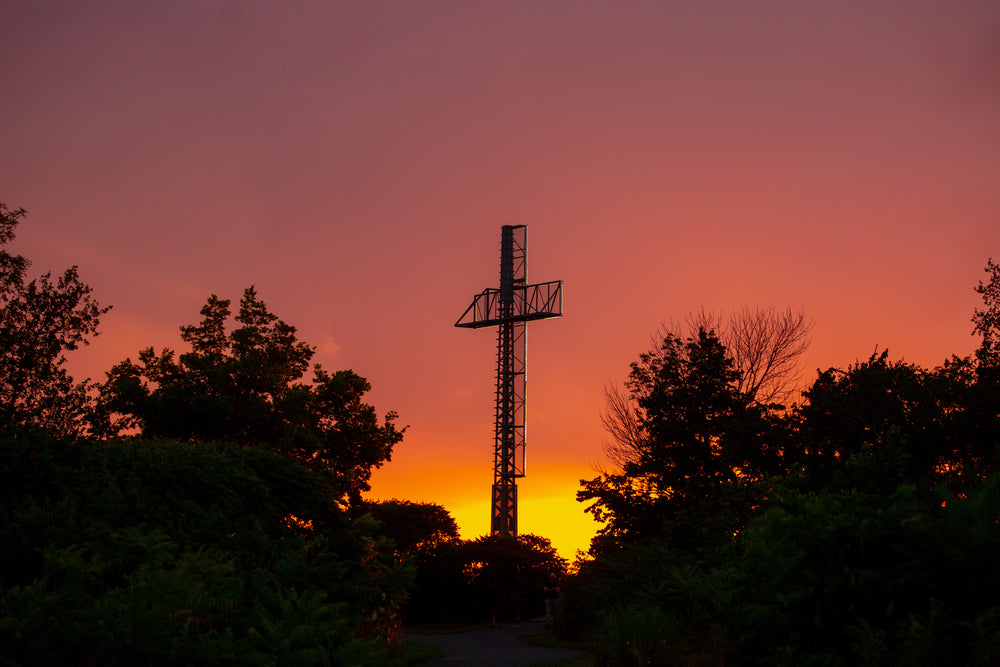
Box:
455 280 563 329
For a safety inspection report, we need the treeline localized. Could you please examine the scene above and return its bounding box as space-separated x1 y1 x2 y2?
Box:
1 202 563 665
0 433 409 665
356 500 566 625
1 203 414 665
7 197 1000 665
557 278 1000 664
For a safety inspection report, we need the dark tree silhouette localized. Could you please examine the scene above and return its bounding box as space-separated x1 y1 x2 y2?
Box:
581 328 789 553
460 533 566 625
565 273 1000 663
973 257 1000 370
0 432 410 664
715 306 813 405
795 350 992 497
355 499 459 556
94 287 403 504
0 203 109 435
600 306 810 470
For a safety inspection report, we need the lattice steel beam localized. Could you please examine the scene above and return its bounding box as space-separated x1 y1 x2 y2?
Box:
456 226 563 536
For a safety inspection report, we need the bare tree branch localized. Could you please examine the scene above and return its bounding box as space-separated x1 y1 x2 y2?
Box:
599 383 647 469
724 306 813 405
598 306 813 470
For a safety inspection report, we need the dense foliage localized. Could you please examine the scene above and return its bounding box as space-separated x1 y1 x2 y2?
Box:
973 258 1000 369
563 261 1000 665
0 204 109 435
796 351 997 498
7 197 1000 664
349 500 567 625
1 201 417 664
579 328 789 554
404 533 567 625
736 479 1000 665
563 475 1000 666
353 499 460 557
0 430 411 666
93 288 404 505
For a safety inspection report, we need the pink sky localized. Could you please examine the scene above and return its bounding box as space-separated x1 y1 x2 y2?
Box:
3 1 999 557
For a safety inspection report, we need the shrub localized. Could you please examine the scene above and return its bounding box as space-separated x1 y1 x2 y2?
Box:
735 478 1000 665
592 604 676 667
0 429 409 665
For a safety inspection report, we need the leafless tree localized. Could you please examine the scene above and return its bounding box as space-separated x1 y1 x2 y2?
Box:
599 383 647 470
692 305 814 406
599 306 813 469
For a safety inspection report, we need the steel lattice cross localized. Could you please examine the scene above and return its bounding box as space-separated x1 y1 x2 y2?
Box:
456 226 563 536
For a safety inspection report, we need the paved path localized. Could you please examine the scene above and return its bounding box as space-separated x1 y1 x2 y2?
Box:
402 619 583 666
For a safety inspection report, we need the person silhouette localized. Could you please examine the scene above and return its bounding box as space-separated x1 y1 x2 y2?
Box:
543 573 560 624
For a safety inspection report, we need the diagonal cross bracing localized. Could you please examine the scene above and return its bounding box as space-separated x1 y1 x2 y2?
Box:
454 281 563 329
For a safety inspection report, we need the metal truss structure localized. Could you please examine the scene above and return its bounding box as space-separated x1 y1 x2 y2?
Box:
456 225 563 536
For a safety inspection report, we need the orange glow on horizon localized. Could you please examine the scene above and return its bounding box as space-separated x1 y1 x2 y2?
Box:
368 462 601 560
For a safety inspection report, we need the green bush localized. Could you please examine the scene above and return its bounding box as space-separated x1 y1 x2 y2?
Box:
559 476 1000 666
557 542 734 665
592 604 676 667
0 429 410 666
403 533 566 624
735 478 1000 666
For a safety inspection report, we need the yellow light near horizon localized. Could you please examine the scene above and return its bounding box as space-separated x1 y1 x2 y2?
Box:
367 462 601 560
448 488 598 560
520 491 599 560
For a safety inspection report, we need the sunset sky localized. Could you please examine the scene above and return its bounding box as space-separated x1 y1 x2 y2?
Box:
3 1 999 558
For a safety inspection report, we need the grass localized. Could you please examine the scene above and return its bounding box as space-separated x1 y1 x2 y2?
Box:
521 630 596 667
391 640 444 665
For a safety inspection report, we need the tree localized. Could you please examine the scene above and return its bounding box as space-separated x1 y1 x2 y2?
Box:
736 479 1000 665
600 306 810 470
0 430 411 664
94 287 404 504
791 264 1000 499
0 203 109 435
797 350 996 498
355 499 459 556
973 257 1000 370
969 259 1000 479
401 531 566 624
580 328 790 553
599 383 648 471
459 533 567 624
714 305 813 405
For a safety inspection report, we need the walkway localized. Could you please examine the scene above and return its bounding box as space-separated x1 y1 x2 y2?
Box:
402 619 583 666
